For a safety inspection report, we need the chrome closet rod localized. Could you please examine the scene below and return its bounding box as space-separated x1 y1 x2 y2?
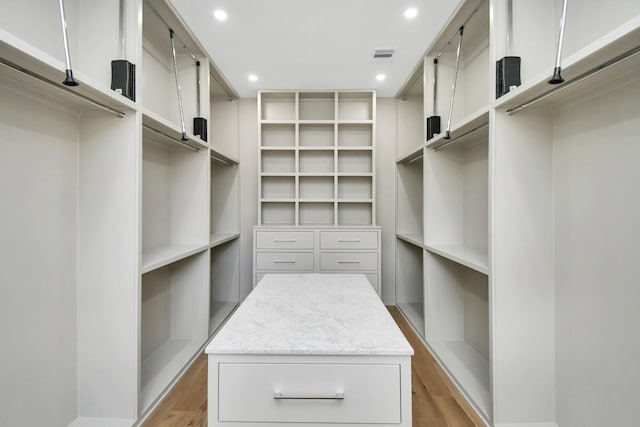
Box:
0 57 125 118
433 122 488 151
142 123 200 152
211 154 236 167
506 44 640 116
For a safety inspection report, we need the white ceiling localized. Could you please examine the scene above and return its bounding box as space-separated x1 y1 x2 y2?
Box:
169 0 461 98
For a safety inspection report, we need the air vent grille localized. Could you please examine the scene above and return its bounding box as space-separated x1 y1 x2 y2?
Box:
373 48 395 59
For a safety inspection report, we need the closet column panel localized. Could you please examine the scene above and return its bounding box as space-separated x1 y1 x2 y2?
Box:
491 107 555 424
77 111 140 419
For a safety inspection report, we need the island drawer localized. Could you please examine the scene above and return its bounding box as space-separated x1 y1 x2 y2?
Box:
320 252 378 271
256 252 314 271
320 230 378 249
217 363 401 424
256 231 315 249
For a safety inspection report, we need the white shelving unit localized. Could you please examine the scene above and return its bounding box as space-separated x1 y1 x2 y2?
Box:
0 1 241 425
258 90 376 226
396 0 640 426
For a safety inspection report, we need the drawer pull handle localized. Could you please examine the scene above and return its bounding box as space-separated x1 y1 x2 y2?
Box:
338 238 361 243
274 260 296 264
274 239 296 243
338 260 360 264
274 391 345 400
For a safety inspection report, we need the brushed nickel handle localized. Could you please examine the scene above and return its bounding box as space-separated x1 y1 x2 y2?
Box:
274 391 344 400
338 260 360 264
274 260 296 264
274 239 296 243
338 238 360 242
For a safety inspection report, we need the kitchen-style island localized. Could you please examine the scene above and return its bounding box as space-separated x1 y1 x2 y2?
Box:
206 273 413 427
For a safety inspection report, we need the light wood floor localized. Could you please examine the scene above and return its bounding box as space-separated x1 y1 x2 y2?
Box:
143 306 485 427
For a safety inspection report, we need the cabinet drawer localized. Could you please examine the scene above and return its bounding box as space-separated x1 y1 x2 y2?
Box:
256 231 314 249
256 252 314 271
320 252 378 271
320 230 378 249
218 363 400 423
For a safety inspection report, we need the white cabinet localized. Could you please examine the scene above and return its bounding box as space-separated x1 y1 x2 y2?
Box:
395 0 640 425
254 227 381 294
0 0 240 425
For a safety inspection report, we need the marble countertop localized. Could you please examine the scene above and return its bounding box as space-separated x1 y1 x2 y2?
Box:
206 274 413 356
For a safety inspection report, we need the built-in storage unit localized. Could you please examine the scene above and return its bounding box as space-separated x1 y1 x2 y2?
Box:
395 0 640 426
1 1 240 425
253 227 382 294
258 90 376 226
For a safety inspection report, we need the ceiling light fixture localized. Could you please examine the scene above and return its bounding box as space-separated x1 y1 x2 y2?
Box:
404 7 418 19
376 74 386 82
214 10 228 21
248 74 258 82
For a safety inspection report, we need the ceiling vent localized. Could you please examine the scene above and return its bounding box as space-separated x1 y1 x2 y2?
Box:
373 48 395 59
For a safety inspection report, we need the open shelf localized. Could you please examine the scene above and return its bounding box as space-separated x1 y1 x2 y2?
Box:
338 149 372 173
397 64 425 158
261 123 295 147
261 149 295 173
397 154 424 239
211 155 239 239
210 76 239 158
425 130 488 268
425 244 488 275
210 233 240 248
261 202 296 226
299 150 334 173
299 92 335 120
300 176 334 200
262 176 295 199
426 108 489 150
337 123 373 146
337 202 373 226
300 202 335 226
337 92 374 121
338 176 372 200
425 251 490 418
142 136 208 270
209 239 240 334
140 252 208 413
396 238 425 337
260 91 296 121
396 233 425 249
299 123 335 147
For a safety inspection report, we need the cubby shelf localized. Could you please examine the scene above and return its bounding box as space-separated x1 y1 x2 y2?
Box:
258 90 375 226
141 244 209 274
210 233 240 248
396 233 426 249
424 244 488 275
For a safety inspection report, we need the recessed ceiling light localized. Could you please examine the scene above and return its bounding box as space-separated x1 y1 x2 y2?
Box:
214 10 228 21
376 74 386 82
248 74 258 82
404 7 418 19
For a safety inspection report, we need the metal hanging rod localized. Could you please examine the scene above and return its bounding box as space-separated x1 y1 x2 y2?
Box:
0 57 125 118
506 44 640 116
400 152 424 166
211 153 236 167
433 122 488 151
142 123 200 152
435 0 486 59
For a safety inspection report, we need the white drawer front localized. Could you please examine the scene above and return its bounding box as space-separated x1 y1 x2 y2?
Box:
257 252 314 271
218 363 401 423
320 252 378 271
256 231 314 249
320 230 378 249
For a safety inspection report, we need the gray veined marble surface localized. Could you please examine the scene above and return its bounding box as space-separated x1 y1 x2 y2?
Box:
206 274 413 356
